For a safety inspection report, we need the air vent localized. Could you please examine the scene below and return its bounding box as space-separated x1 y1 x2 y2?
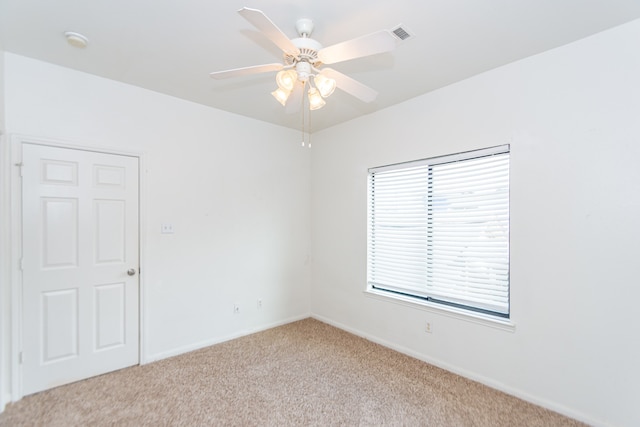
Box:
391 25 413 42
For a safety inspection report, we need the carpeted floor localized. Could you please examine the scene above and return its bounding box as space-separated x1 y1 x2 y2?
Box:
0 318 585 426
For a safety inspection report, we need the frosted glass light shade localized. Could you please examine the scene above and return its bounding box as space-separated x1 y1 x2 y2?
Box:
276 70 297 91
314 74 336 98
308 87 326 110
272 87 291 106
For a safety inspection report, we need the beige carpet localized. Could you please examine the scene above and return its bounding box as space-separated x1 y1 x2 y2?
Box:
0 318 585 426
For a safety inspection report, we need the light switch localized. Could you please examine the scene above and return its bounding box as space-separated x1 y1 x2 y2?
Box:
161 223 174 234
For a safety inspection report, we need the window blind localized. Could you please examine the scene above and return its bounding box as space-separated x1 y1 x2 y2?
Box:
367 146 510 317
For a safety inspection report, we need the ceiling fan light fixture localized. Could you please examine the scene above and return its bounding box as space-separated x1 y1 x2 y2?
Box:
272 87 291 106
314 73 337 98
276 69 297 91
210 8 392 115
308 87 326 110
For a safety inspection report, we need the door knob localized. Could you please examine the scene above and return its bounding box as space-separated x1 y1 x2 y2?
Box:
127 268 136 276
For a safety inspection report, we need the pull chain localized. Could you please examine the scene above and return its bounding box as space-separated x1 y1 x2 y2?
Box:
301 93 305 147
307 105 311 148
298 86 311 148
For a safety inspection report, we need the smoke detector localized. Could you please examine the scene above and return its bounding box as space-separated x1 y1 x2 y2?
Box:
64 32 89 48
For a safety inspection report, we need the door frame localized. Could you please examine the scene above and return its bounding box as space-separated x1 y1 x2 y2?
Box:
8 134 147 402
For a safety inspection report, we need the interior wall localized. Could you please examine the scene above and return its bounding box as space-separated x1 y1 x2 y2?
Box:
0 50 10 410
310 19 640 427
1 53 311 399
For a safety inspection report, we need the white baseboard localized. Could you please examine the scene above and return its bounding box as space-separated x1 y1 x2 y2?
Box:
311 314 603 427
143 313 310 364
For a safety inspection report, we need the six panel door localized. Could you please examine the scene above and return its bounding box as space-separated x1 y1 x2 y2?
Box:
21 143 139 395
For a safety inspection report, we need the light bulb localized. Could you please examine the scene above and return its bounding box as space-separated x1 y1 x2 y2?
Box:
276 70 297 91
314 74 336 98
271 87 291 106
308 87 326 110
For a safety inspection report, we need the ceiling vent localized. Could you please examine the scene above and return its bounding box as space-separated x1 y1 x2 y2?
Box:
391 25 413 42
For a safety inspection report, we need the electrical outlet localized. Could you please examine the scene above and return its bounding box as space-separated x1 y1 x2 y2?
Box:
257 299 262 309
161 223 174 234
233 304 240 314
425 322 432 334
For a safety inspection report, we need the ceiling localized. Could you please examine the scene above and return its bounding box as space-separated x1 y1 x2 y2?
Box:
1 0 640 133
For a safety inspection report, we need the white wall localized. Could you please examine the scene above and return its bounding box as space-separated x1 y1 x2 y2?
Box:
0 50 11 410
1 53 311 403
311 19 640 427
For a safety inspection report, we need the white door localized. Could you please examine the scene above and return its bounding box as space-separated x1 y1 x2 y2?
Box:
21 143 139 395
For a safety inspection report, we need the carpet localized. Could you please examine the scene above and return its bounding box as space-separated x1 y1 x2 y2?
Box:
0 318 585 426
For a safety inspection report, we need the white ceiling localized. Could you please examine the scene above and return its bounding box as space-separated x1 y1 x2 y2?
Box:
1 0 640 133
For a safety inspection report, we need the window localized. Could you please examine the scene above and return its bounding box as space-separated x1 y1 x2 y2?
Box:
367 145 510 318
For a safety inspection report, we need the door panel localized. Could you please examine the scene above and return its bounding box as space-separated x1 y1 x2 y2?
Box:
22 143 139 395
94 282 126 350
41 159 78 185
42 288 79 363
95 199 126 264
42 197 79 268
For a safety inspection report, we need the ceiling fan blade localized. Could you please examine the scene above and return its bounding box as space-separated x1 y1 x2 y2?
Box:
285 81 304 114
209 63 283 79
321 68 378 103
318 30 397 65
238 7 300 57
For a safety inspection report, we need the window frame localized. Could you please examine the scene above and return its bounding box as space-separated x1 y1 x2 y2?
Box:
366 145 511 321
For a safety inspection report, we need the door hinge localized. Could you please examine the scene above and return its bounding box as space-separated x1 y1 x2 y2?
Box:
19 258 24 270
15 162 23 177
19 352 23 364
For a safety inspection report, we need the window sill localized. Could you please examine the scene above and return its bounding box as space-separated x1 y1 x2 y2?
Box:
364 287 516 333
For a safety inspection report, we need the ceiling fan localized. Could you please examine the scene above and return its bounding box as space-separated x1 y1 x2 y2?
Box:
210 7 403 112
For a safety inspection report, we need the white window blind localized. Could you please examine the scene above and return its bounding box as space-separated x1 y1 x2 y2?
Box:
367 145 510 317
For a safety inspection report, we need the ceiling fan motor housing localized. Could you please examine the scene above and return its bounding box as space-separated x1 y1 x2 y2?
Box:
289 37 322 67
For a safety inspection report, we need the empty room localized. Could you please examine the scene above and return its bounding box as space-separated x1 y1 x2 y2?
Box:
1 1 639 426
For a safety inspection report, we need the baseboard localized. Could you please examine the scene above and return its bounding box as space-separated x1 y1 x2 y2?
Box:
311 314 603 427
143 313 310 364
